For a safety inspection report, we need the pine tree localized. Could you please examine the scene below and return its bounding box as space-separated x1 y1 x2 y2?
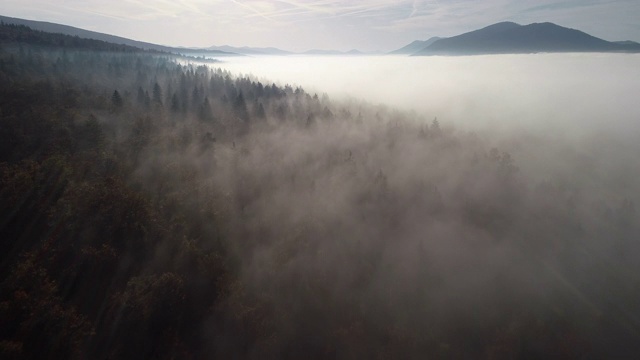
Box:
152 82 163 106
111 90 123 108
234 91 248 121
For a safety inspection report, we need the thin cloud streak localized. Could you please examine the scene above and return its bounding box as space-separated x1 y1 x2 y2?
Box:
1 0 638 51
230 0 284 24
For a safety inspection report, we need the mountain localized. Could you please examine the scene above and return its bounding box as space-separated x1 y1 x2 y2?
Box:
207 45 293 55
0 14 238 56
204 46 371 56
413 22 640 55
302 49 348 55
614 40 640 46
389 37 442 55
346 49 365 55
300 48 370 55
0 16 367 56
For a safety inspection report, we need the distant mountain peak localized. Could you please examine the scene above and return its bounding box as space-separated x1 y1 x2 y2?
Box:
207 45 292 55
482 21 520 29
412 21 640 56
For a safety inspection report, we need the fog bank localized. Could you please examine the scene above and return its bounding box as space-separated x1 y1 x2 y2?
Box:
213 54 640 208
217 54 640 136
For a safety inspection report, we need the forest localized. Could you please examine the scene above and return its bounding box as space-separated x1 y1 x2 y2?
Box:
1 22 640 359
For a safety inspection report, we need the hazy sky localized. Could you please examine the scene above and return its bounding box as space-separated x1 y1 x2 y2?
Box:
3 0 639 52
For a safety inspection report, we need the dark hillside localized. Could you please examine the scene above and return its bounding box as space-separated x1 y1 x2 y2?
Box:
0 15 238 56
388 37 442 54
0 21 156 53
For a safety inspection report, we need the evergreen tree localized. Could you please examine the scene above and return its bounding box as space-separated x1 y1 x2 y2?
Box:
152 82 163 106
171 93 180 113
430 117 441 137
111 90 123 108
255 102 266 119
234 91 248 121
199 97 214 122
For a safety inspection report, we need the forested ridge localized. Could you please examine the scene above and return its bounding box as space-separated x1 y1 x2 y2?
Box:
1 23 640 359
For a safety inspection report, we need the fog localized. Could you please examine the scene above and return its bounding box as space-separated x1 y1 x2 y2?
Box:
4 37 640 358
213 53 640 213
199 54 640 357
217 54 640 135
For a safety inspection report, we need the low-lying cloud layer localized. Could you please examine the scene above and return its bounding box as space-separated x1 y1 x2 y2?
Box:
219 54 640 132
218 53 640 179
206 54 640 357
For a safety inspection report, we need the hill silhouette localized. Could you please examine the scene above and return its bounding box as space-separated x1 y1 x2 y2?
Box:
207 45 293 55
413 22 640 55
389 37 441 55
0 14 237 56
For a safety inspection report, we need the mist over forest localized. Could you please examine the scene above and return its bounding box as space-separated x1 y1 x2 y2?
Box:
2 22 640 359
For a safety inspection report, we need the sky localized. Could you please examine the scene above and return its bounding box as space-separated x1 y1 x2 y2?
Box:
2 0 639 52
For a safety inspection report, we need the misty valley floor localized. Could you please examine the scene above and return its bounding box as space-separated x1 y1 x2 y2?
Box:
1 26 640 359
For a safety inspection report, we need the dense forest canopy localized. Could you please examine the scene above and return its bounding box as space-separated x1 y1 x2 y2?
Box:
1 22 640 359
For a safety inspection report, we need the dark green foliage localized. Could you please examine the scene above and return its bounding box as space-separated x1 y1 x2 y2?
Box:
152 82 163 106
234 91 248 121
1 22 640 360
0 253 93 359
0 27 340 358
170 92 180 113
198 97 214 122
102 273 190 359
111 90 123 108
0 22 157 53
255 101 266 119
